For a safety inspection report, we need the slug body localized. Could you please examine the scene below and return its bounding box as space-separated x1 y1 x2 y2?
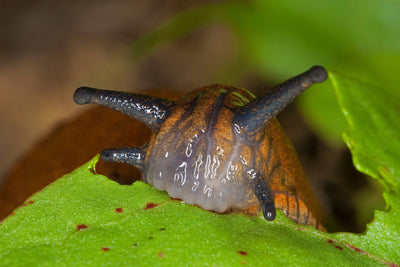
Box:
74 66 327 229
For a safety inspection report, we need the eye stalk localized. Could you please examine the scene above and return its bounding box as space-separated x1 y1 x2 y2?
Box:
73 86 175 131
234 66 328 137
73 87 94 105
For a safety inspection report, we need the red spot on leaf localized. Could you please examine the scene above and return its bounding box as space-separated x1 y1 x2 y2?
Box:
238 251 247 256
76 224 88 231
241 260 246 264
327 239 344 251
334 245 343 251
383 166 390 172
346 244 363 253
11 212 15 216
145 203 158 209
115 207 123 213
158 252 165 258
22 199 34 207
148 236 154 240
345 244 397 267
102 247 109 251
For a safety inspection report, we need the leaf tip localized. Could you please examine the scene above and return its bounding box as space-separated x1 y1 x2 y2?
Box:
83 154 100 174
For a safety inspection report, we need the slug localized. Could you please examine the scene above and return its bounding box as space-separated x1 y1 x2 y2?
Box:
73 66 327 229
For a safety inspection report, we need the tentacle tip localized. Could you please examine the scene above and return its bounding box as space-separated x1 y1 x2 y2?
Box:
308 66 328 83
100 149 116 162
263 209 276 221
261 202 276 221
73 86 94 105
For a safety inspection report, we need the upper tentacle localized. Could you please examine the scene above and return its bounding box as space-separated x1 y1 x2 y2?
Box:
73 87 175 131
233 66 327 137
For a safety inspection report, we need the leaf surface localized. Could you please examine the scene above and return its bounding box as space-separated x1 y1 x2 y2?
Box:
0 155 390 266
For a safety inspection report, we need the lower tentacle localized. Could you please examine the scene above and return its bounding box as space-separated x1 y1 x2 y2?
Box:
101 147 146 171
252 173 276 221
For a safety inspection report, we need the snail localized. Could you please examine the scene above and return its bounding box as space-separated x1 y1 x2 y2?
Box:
73 66 327 229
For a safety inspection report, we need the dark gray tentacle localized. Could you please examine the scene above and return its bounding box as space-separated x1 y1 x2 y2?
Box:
233 66 327 136
253 173 276 221
73 87 175 131
101 147 146 171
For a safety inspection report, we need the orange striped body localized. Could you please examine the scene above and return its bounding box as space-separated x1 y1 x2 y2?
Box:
144 85 323 229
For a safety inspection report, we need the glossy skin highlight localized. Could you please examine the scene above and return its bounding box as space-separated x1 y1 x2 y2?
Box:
73 66 327 229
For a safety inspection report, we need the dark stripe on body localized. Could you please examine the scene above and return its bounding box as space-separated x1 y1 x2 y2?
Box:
272 189 311 225
207 92 229 134
268 162 281 180
285 190 290 217
304 205 310 225
295 194 300 223
171 96 202 132
204 92 229 162
264 137 273 178
164 96 202 155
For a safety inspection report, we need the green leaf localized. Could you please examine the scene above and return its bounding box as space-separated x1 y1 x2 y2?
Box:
330 72 400 263
331 72 400 189
0 155 394 266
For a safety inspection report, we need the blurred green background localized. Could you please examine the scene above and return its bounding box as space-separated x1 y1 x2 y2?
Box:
132 0 400 144
1 0 398 232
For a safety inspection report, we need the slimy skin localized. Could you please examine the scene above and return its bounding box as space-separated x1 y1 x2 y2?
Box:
73 66 327 229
